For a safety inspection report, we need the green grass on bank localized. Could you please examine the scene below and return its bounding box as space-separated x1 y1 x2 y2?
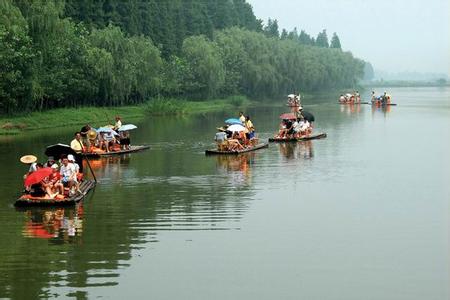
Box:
0 96 251 135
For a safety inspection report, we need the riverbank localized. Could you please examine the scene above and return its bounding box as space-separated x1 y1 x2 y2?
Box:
0 96 250 135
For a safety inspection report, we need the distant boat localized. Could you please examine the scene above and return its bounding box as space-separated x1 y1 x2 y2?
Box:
269 132 327 142
205 143 268 155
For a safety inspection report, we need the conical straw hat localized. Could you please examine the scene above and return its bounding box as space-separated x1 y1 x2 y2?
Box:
20 155 37 164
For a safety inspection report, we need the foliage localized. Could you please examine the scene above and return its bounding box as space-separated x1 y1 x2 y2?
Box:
330 32 341 49
227 95 247 107
0 0 367 115
64 0 263 57
143 98 188 115
315 29 329 48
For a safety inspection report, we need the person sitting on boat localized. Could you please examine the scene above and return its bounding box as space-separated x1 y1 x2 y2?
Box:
282 119 293 139
381 91 392 105
49 164 64 196
276 119 287 138
45 156 57 168
238 112 246 123
345 93 354 103
228 132 245 151
371 91 376 103
292 118 302 138
67 154 80 174
113 116 122 131
102 131 117 152
40 173 59 199
215 128 228 151
339 95 346 103
299 119 311 136
119 130 131 150
60 157 80 195
355 91 361 103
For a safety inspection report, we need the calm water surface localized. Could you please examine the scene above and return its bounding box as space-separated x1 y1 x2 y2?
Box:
0 87 449 299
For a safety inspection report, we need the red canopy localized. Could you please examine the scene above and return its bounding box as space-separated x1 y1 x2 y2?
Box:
24 167 53 187
279 113 297 120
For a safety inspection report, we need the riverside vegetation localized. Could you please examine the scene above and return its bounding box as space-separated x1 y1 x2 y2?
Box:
1 0 366 131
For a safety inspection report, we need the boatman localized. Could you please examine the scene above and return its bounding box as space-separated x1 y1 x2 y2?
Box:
80 124 91 150
113 116 122 131
238 112 246 123
70 132 84 172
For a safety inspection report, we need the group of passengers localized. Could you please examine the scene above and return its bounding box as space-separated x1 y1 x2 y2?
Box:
371 91 391 105
339 91 361 104
287 93 301 107
21 154 83 199
276 116 312 139
214 112 257 151
74 116 131 154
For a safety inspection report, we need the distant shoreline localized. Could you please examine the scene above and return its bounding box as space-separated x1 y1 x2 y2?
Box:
0 97 250 136
362 80 449 88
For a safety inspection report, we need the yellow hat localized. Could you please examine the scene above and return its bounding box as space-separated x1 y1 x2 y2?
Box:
20 155 37 164
88 129 97 140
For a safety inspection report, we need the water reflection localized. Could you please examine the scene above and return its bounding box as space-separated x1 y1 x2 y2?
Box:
214 153 255 187
278 141 314 160
20 205 84 243
339 103 362 115
371 103 392 116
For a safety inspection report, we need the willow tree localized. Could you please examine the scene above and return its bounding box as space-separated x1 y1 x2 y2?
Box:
0 0 34 113
181 35 225 99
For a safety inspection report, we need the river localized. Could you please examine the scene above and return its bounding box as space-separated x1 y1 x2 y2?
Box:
0 87 449 299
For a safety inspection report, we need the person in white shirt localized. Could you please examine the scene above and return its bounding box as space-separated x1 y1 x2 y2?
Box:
292 118 302 137
300 120 310 135
60 157 79 194
67 154 80 174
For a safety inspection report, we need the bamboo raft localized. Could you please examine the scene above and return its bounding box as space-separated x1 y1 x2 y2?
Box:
15 180 96 207
370 103 397 106
82 145 150 158
338 102 369 105
205 143 269 155
269 132 327 143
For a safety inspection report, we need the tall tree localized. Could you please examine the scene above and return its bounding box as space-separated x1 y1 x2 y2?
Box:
316 29 329 48
263 18 279 38
330 32 341 49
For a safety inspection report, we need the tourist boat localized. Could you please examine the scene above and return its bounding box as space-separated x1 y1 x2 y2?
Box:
269 132 327 142
205 143 269 155
82 145 150 158
371 102 397 106
338 102 369 105
15 180 96 207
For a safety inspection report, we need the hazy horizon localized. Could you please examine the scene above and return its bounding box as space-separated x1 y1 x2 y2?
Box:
247 0 449 77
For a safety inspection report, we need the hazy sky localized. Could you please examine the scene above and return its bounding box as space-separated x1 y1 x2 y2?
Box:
247 0 449 75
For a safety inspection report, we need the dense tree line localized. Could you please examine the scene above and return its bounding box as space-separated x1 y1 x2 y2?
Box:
0 0 365 114
64 0 262 57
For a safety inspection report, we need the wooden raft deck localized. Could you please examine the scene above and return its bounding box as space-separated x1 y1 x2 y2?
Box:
14 180 96 207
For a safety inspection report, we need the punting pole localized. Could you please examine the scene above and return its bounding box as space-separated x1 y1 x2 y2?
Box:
77 140 97 183
84 157 97 183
